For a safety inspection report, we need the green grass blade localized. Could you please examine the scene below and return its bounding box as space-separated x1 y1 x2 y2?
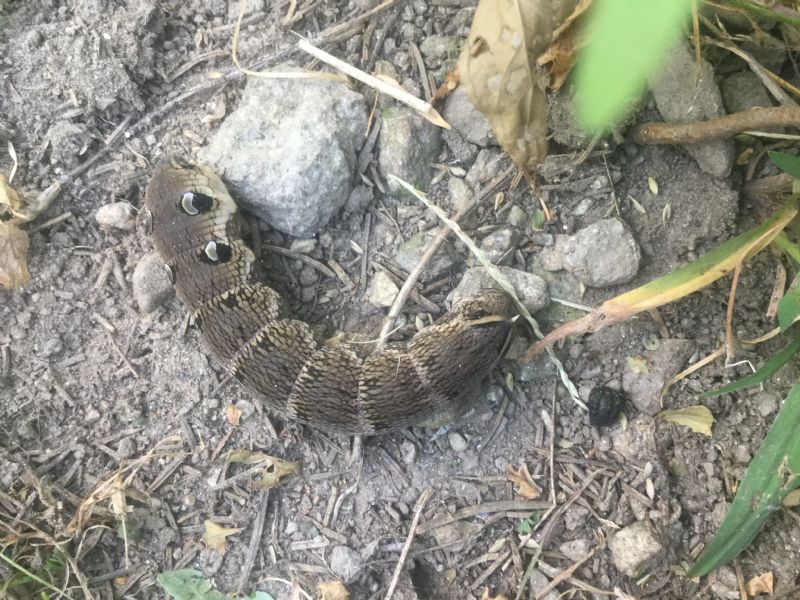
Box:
574 0 693 132
778 279 800 332
768 151 800 178
701 331 800 398
688 384 800 577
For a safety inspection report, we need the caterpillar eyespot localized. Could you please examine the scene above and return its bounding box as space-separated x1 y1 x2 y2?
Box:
201 240 232 264
180 191 214 215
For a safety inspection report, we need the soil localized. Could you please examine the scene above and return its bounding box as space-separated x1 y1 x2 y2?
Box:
1 1 799 600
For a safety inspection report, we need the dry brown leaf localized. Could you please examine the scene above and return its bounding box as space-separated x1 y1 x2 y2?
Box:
745 571 773 596
226 449 300 489
225 403 243 426
202 520 242 555
481 589 509 600
506 463 542 499
537 0 593 90
318 581 350 600
0 221 30 289
458 0 579 173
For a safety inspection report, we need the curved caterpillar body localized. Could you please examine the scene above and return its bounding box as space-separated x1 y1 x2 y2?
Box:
144 163 515 434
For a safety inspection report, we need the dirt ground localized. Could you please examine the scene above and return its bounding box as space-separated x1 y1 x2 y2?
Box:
1 1 800 599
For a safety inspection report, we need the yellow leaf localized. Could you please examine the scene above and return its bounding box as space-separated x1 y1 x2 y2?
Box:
318 581 350 600
0 221 30 288
225 403 243 426
745 571 773 596
782 488 800 507
202 520 242 556
626 356 650 374
0 174 21 213
458 0 579 173
656 405 714 437
506 463 542 500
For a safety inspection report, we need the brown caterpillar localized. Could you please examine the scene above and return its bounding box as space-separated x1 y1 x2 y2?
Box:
143 163 515 434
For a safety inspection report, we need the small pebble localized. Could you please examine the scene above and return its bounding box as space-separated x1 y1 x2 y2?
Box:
95 202 137 231
448 432 468 452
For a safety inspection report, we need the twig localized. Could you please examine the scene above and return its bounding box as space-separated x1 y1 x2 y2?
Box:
631 106 800 145
534 547 598 600
385 488 433 600
296 38 449 128
236 489 270 596
263 243 335 278
416 500 550 535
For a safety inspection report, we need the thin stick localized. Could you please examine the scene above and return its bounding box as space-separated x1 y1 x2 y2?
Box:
725 260 743 362
236 489 270 596
385 488 433 600
296 38 449 129
534 547 598 600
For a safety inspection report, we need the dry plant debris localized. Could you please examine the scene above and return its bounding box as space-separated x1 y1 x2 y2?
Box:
656 405 715 437
506 463 542 499
318 580 350 599
458 0 580 176
202 520 243 556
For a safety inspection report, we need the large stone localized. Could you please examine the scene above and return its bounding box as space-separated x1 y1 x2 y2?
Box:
562 218 640 287
721 71 773 114
200 72 367 237
329 545 363 583
647 40 734 177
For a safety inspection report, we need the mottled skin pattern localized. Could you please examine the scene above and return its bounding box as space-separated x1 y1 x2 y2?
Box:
144 163 516 434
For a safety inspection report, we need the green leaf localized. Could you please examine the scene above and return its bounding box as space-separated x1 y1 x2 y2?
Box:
689 385 800 577
157 570 226 600
244 593 276 600
575 0 694 132
768 151 800 179
702 332 800 398
777 276 800 332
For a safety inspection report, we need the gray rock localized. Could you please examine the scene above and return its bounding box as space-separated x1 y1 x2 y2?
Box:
562 218 641 287
366 271 399 307
721 71 773 114
449 267 549 313
395 230 463 281
442 86 494 147
622 339 694 415
741 30 787 74
45 121 89 168
400 440 417 464
289 238 316 254
611 415 657 461
647 40 734 177
200 72 367 237
529 568 559 600
430 519 482 553
608 520 664 577
559 538 592 561
418 34 457 60
466 148 505 189
442 128 478 163
709 565 740 599
447 176 473 214
506 205 528 230
379 106 441 193
132 251 174 313
345 185 374 215
95 202 137 231
329 545 363 583
448 432 468 452
479 228 521 263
